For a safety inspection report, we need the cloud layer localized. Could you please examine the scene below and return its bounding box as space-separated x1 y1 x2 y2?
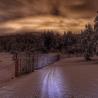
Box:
0 0 97 34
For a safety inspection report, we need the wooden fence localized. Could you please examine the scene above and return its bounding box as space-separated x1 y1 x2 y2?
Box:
14 52 34 77
34 54 60 69
14 52 60 77
0 52 60 85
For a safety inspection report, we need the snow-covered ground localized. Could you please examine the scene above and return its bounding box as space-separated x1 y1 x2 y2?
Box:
0 53 15 87
0 52 59 85
0 57 98 97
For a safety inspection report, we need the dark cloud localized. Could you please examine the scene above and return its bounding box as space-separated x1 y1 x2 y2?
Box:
66 0 97 18
0 0 97 21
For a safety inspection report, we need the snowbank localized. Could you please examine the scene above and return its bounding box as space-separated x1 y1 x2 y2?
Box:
0 53 15 86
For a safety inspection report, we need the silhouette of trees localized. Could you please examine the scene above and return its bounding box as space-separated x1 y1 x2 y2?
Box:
40 31 63 53
63 31 80 55
0 33 41 53
81 24 95 61
0 28 96 60
0 31 81 54
94 12 98 55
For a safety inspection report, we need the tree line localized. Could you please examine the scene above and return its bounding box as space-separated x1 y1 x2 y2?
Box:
0 21 98 61
0 31 81 54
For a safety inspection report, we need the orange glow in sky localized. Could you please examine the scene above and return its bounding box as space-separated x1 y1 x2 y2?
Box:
0 0 97 35
0 16 93 35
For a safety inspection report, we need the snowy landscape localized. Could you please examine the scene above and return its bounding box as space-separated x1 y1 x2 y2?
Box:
0 0 98 97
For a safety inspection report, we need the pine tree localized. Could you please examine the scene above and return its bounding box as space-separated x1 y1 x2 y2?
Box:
81 24 95 61
94 11 98 55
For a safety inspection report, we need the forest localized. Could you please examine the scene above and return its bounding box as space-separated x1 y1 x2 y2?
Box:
0 23 97 61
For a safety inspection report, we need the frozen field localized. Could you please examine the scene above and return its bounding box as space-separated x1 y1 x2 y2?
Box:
0 53 15 86
0 57 98 97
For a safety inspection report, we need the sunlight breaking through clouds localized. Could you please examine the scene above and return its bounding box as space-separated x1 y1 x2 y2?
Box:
0 16 93 35
0 0 97 35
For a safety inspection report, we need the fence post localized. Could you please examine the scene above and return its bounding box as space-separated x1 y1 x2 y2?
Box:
14 53 19 77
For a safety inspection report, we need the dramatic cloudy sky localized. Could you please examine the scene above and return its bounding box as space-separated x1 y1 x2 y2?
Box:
0 0 97 35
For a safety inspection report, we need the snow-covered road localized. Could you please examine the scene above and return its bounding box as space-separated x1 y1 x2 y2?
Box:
0 57 98 98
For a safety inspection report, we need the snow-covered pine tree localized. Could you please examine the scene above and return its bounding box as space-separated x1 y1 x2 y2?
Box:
94 11 98 55
81 24 95 61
